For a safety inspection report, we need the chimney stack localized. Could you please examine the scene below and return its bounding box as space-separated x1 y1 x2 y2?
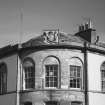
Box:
75 19 97 44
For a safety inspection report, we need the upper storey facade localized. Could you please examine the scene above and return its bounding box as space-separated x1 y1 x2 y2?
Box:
0 23 105 105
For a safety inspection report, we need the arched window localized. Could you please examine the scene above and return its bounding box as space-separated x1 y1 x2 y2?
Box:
24 102 32 105
43 56 60 88
23 58 35 89
0 62 7 94
101 62 105 91
69 57 83 89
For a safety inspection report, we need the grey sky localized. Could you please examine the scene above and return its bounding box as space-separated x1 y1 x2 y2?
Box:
0 0 105 47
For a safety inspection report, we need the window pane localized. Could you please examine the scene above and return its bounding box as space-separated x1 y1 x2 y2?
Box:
77 79 80 88
73 79 76 87
77 67 81 77
54 69 58 76
102 70 105 78
102 81 105 91
49 77 53 81
54 81 57 87
70 69 74 77
54 77 57 82
70 78 76 88
46 82 49 87
46 71 49 76
50 66 53 71
46 77 49 82
50 82 54 87
74 70 76 77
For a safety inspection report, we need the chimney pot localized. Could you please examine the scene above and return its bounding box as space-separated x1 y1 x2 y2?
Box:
85 23 89 30
81 25 84 31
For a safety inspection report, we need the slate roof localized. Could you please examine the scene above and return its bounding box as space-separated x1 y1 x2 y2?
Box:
0 31 105 58
22 32 85 48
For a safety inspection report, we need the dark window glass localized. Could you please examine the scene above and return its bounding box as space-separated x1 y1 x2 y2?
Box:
0 63 7 94
24 102 32 105
71 102 82 105
46 101 58 105
101 70 105 91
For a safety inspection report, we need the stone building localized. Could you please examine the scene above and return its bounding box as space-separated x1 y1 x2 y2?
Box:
0 23 105 105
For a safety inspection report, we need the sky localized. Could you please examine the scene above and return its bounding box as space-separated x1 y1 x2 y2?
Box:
0 0 105 47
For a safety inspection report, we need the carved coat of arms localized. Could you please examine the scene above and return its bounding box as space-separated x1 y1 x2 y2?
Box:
43 30 59 44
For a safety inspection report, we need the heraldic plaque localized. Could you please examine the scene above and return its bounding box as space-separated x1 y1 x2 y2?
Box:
43 29 59 44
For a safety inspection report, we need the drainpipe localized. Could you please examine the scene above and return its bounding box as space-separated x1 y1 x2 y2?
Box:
16 55 21 105
83 42 89 105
